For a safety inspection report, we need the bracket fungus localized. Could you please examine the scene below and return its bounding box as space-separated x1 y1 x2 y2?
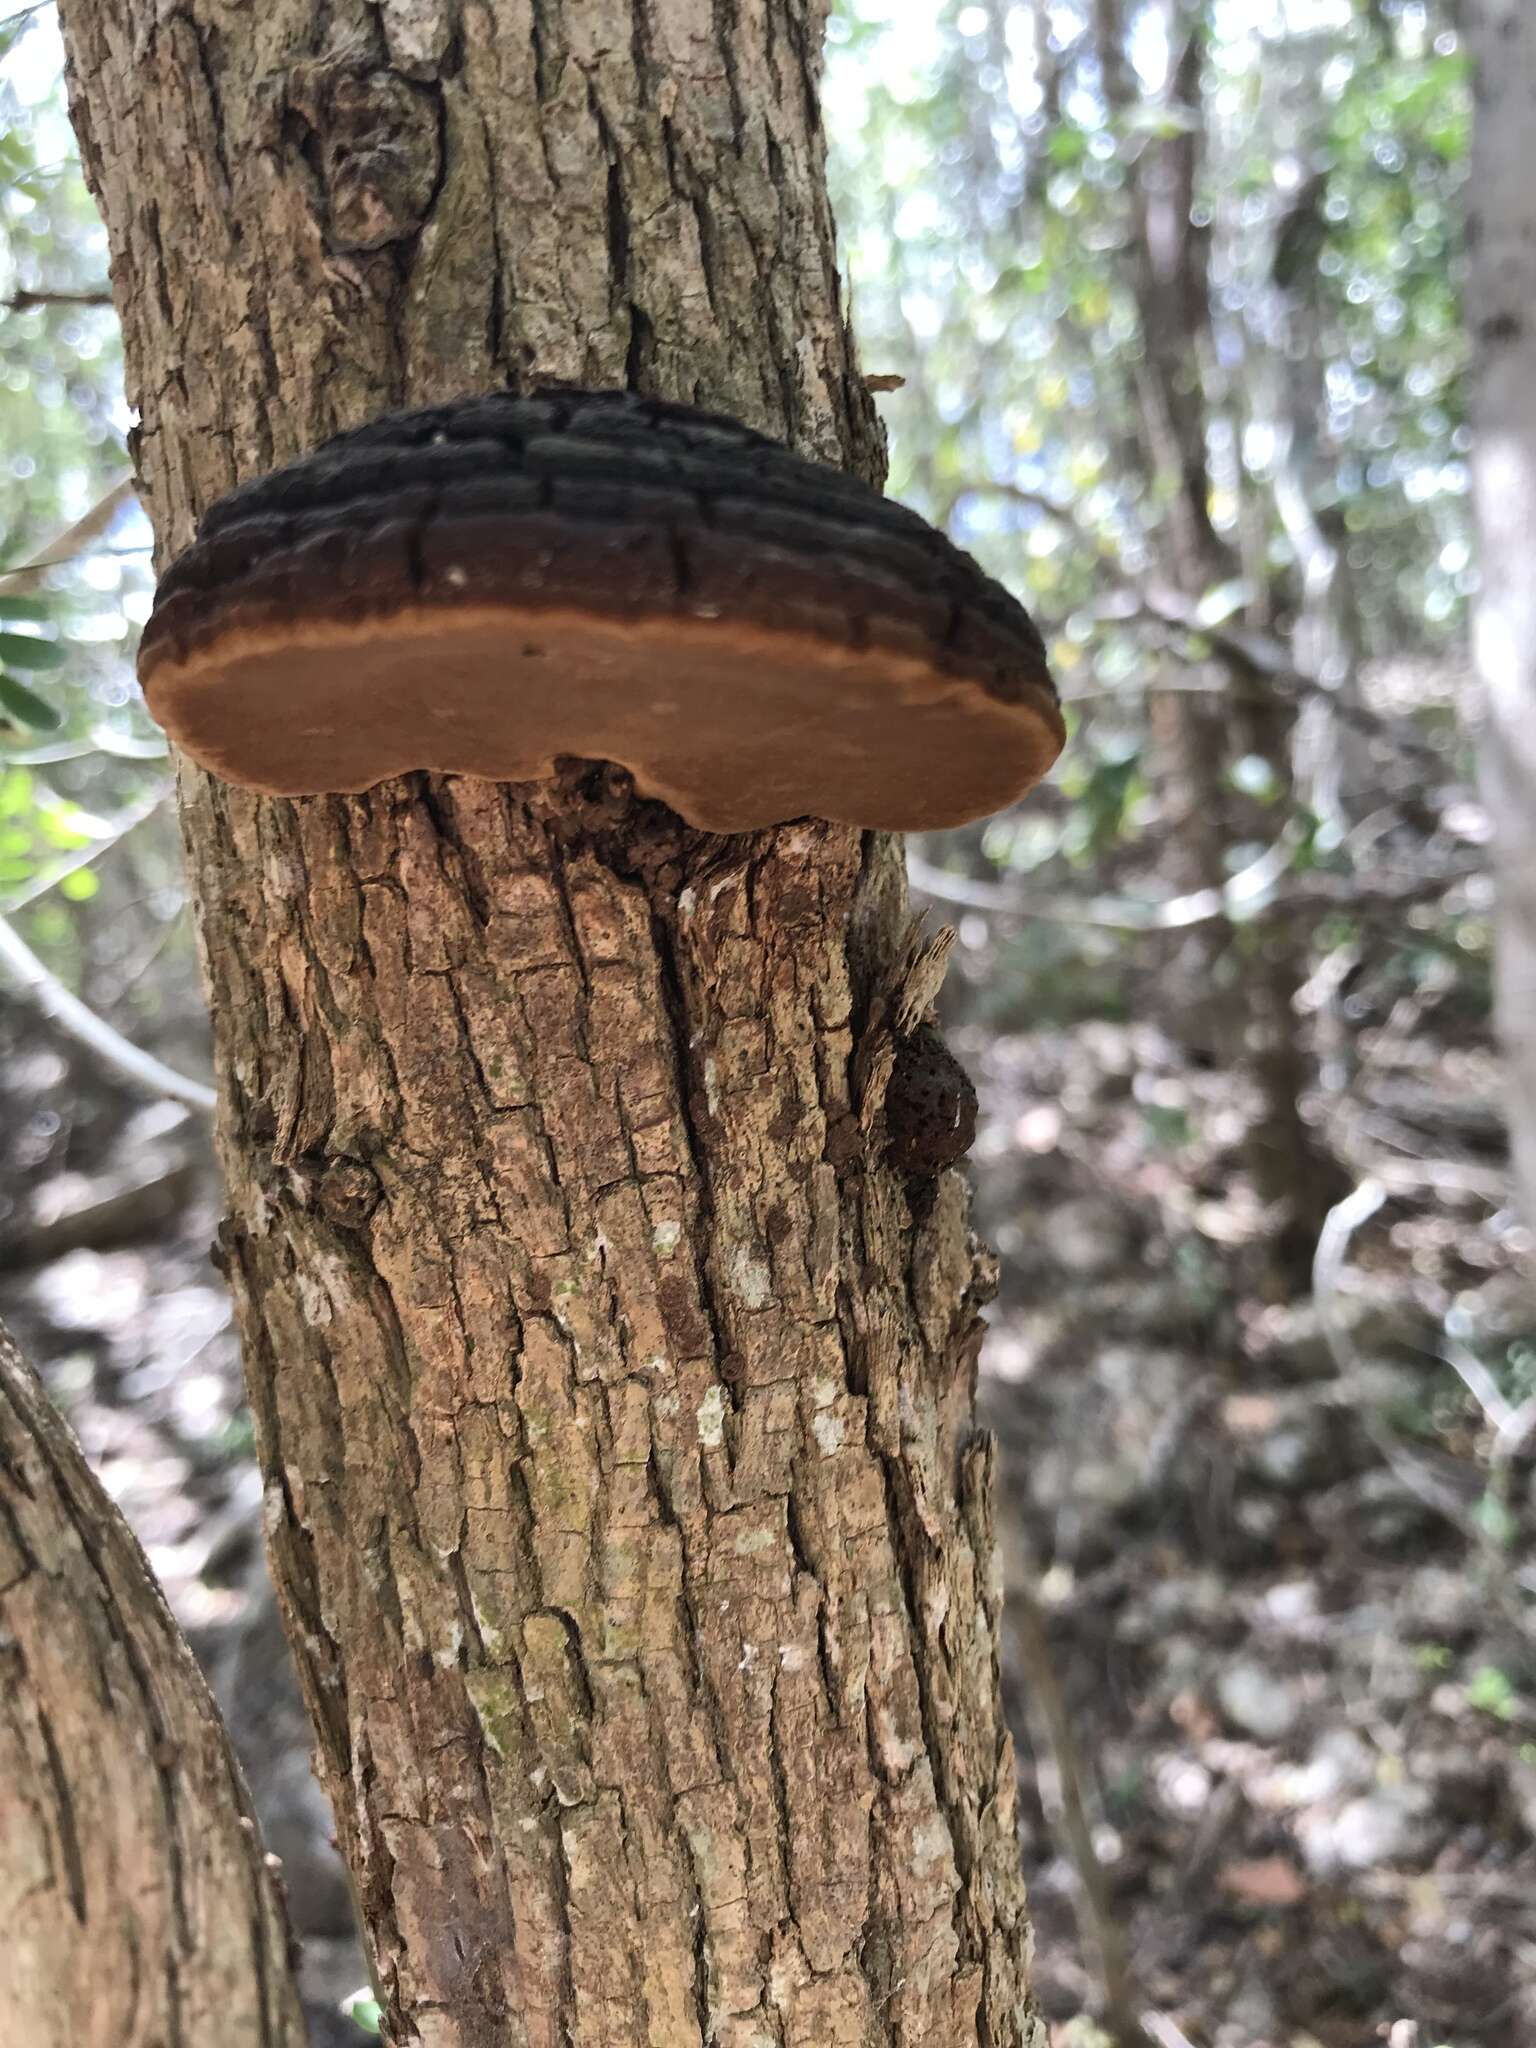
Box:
137 388 1065 832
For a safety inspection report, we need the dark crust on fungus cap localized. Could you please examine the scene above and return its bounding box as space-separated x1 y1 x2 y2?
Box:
137 387 1065 832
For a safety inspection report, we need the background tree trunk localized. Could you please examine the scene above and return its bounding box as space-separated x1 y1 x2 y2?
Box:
55 5 1039 2044
1093 0 1342 1291
0 1318 307 2048
1468 0 1536 1231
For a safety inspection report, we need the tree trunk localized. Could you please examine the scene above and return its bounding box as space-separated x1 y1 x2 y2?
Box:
1094 0 1340 1290
1468 1 1536 1230
56 6 1039 2044
0 1319 307 2048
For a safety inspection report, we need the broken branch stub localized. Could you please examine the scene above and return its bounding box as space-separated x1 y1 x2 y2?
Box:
137 388 1065 832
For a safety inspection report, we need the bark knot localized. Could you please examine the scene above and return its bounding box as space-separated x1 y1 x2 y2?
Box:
285 57 442 253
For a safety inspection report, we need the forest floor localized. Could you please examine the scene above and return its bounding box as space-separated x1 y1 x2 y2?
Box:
2 975 1532 2048
964 1001 1535 2048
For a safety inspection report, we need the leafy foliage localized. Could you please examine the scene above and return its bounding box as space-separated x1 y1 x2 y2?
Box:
0 4 187 1049
825 3 1483 1230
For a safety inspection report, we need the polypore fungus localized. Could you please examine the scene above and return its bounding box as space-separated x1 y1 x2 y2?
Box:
137 388 1065 832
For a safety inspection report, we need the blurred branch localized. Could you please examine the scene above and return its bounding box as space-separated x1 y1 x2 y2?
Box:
947 478 1127 576
0 782 172 915
0 0 54 25
1010 1558 1148 2045
909 827 1303 931
1005 1474 1203 2048
1270 421 1339 614
1373 1156 1508 1204
1025 0 1066 202
910 838 1480 930
1314 1179 1518 1561
948 481 1446 770
0 155 82 195
1316 1180 1473 1517
0 909 215 1114
1440 1339 1536 1464
0 727 168 766
1140 2017 1199 2048
3 287 113 311
944 480 1265 656
963 480 1290 685
0 1151 199 1272
0 476 137 592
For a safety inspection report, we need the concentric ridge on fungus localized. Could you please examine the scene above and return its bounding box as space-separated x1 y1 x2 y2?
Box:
138 387 1066 832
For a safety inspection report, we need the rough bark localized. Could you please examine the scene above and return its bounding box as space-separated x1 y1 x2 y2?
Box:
1467 0 1536 1229
0 1318 307 2048
55 4 1039 2044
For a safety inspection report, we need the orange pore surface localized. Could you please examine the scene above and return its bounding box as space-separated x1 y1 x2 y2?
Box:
140 604 1065 832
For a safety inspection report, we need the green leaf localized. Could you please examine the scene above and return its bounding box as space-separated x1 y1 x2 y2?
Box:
60 867 98 902
1467 1663 1517 1720
0 632 65 672
1230 755 1280 801
37 805 90 848
1193 579 1255 629
341 1989 383 2036
0 672 62 731
1119 102 1201 140
1474 1491 1518 1550
0 594 51 622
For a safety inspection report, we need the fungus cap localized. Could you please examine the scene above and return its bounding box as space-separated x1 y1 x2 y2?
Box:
137 388 1065 833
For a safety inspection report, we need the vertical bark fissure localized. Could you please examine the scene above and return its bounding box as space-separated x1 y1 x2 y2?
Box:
34 1710 88 1923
